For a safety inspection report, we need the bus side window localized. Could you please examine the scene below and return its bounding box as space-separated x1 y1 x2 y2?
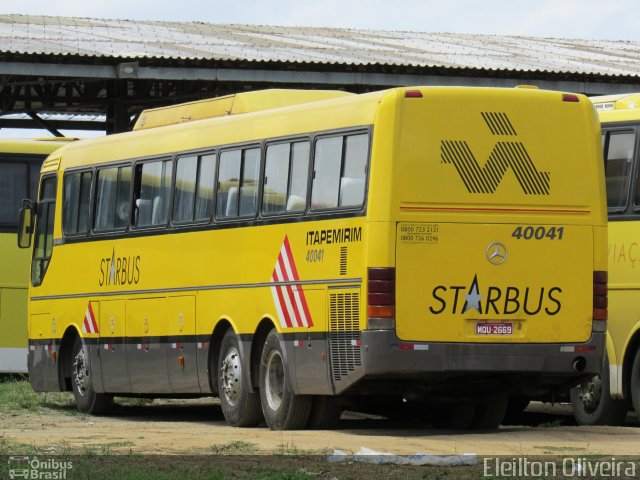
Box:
311 136 342 210
216 147 260 219
62 170 92 235
339 133 368 207
262 140 310 215
605 131 635 211
32 176 57 286
174 153 216 224
133 160 173 228
0 162 27 230
94 166 131 232
311 132 369 211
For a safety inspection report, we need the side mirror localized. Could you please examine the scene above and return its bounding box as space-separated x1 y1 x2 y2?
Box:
18 200 34 249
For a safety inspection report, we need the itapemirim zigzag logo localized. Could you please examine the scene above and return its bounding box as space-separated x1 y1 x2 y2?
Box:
441 112 551 195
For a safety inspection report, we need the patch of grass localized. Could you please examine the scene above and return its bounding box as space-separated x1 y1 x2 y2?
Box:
274 441 320 456
0 378 75 414
539 445 584 453
114 397 155 407
210 440 257 454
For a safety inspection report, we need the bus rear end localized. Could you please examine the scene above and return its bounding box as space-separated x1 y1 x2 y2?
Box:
361 87 607 414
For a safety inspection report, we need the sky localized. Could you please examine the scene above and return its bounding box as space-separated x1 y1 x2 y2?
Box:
3 0 640 138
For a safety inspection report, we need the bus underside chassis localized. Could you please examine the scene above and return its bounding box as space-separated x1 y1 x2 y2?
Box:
347 393 508 430
214 328 343 430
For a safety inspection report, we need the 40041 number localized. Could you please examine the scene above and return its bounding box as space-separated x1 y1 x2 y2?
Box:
511 226 564 241
306 248 325 263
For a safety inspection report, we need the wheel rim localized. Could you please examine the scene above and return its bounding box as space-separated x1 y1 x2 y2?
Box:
576 375 602 414
265 349 284 412
220 345 242 406
72 344 91 398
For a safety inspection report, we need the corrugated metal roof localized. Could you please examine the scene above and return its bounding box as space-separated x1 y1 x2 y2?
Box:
2 14 640 77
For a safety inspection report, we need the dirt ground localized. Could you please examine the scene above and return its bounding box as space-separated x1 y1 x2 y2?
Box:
1 399 639 456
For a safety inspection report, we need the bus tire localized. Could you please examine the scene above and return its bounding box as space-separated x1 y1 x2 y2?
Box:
629 349 640 420
217 329 263 427
470 396 508 430
259 329 311 430
70 336 113 415
431 402 476 430
503 397 530 424
306 395 343 430
570 356 628 426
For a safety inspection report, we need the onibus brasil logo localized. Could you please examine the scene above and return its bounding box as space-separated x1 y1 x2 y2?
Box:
8 456 73 479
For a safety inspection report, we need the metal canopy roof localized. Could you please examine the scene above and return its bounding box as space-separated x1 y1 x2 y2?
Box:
3 14 640 135
1 14 640 76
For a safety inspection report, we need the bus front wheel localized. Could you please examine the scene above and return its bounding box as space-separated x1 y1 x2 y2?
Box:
216 329 263 427
570 356 628 426
70 336 113 414
259 329 311 430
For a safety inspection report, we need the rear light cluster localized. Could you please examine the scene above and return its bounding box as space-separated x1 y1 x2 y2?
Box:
367 267 396 330
562 93 580 103
593 270 608 332
404 90 423 98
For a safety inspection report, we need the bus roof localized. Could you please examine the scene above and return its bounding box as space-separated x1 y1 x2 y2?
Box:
591 93 640 123
58 87 389 171
0 137 77 156
133 89 354 131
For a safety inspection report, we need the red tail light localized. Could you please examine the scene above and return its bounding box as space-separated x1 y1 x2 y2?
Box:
404 90 423 98
368 267 396 329
562 93 580 103
593 270 608 327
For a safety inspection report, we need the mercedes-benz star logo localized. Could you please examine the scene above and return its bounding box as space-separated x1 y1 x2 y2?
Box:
486 242 508 265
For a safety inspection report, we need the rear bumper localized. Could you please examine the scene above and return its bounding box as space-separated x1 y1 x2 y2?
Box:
327 330 606 397
362 330 605 376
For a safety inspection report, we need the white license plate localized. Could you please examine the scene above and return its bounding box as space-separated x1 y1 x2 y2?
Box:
475 322 513 335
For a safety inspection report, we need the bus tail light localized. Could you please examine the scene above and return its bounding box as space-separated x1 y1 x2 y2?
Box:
368 267 396 330
562 93 580 103
593 270 608 332
404 90 423 98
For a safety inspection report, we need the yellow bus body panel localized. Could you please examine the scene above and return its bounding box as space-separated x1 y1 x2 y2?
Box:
391 88 606 343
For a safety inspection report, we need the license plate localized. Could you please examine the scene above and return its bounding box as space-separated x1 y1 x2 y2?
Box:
475 322 513 335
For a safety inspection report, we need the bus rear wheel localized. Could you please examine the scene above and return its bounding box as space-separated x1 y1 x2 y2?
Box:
570 356 628 426
470 396 508 430
216 329 263 427
306 395 343 429
70 336 113 414
629 349 640 420
259 329 311 430
431 402 476 430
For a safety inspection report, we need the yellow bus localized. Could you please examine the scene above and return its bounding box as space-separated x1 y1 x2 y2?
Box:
19 87 607 430
570 93 640 425
0 138 75 373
